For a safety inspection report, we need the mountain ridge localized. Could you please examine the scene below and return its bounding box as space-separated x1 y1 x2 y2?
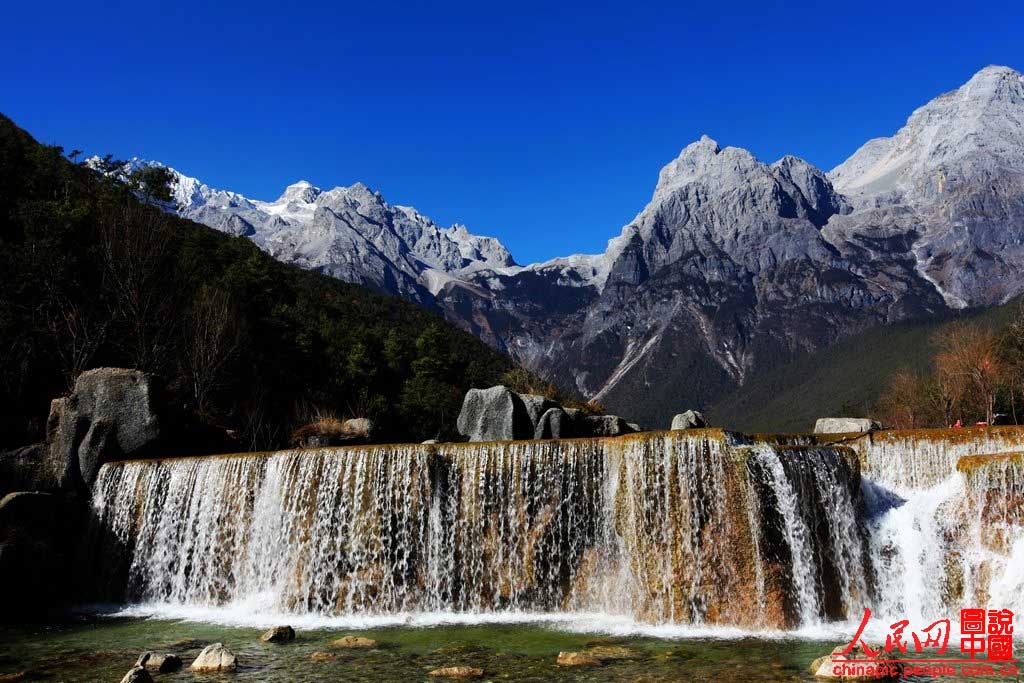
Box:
115 64 1024 428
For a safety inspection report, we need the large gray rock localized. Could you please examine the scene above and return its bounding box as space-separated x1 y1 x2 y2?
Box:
135 652 183 672
670 410 707 430
119 667 154 683
577 415 636 437
260 625 295 643
456 386 533 442
46 368 162 490
534 407 572 440
814 418 880 434
189 643 237 671
519 394 558 430
341 418 373 439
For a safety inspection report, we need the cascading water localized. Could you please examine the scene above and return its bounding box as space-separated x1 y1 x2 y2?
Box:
859 429 1024 628
84 431 869 630
84 427 1024 635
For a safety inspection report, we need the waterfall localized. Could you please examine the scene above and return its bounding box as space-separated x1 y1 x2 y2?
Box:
857 430 1024 626
851 426 1024 494
86 428 1024 633
86 432 868 630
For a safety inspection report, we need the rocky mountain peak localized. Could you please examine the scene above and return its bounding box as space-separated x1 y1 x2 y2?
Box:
829 65 1024 199
276 180 321 204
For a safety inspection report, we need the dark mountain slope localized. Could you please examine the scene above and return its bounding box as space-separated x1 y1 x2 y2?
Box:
0 114 515 449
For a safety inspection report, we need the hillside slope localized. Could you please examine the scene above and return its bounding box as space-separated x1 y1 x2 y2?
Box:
0 114 516 449
708 298 1022 432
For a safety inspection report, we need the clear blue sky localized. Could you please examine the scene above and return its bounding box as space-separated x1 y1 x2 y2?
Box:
3 1 1023 264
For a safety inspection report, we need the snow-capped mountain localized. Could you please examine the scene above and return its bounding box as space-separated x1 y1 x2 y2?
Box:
437 65 1024 426
118 160 517 306
122 65 1024 429
825 65 1024 308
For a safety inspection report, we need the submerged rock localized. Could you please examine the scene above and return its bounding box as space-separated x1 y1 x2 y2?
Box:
814 417 880 434
260 625 295 643
556 651 601 667
118 667 153 683
583 645 642 661
134 651 182 672
670 410 707 430
189 643 237 672
427 665 484 678
331 635 377 649
811 644 900 680
310 651 339 662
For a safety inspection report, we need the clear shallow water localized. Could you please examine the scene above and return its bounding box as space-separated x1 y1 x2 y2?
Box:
0 614 1018 682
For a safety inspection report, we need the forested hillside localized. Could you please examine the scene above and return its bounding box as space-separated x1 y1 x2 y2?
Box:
0 115 515 449
709 297 1024 432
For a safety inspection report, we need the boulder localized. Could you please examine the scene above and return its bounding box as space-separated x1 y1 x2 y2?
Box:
813 418 880 434
46 368 162 490
811 643 900 680
331 635 377 649
341 418 373 439
534 407 572 440
456 386 533 442
556 651 601 667
578 415 636 437
118 667 153 683
134 652 182 673
670 410 707 430
310 651 339 661
260 625 295 643
519 394 558 429
427 666 484 678
189 643 237 672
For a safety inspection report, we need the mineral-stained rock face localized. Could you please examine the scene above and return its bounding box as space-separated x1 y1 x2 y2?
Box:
959 453 1024 558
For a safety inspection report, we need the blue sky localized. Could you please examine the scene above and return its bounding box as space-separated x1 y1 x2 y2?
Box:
3 1 1023 264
